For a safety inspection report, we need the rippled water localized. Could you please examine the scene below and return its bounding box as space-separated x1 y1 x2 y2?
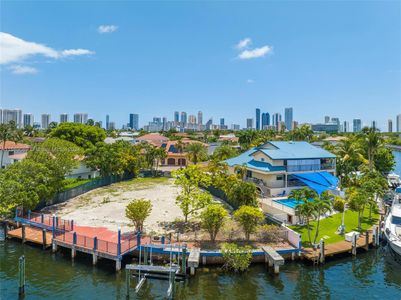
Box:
1 239 401 300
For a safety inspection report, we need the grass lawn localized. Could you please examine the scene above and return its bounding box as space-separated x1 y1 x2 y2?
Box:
290 209 379 247
61 178 95 191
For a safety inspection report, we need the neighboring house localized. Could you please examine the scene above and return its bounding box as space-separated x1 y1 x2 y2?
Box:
0 141 31 168
226 141 338 225
159 139 208 167
133 133 170 147
226 141 337 197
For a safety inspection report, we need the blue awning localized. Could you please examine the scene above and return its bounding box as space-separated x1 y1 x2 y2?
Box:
292 171 338 195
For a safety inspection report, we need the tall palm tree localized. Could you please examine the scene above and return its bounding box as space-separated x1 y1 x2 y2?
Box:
313 192 333 244
336 136 365 186
361 127 383 171
186 142 207 165
0 121 23 168
176 139 185 168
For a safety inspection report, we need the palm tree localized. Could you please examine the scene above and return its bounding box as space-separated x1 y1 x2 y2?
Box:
234 163 248 181
212 144 238 161
312 192 333 244
0 121 23 168
361 127 383 171
176 139 185 168
186 143 207 165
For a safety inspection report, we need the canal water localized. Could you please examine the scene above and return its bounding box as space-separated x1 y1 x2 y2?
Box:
1 152 401 299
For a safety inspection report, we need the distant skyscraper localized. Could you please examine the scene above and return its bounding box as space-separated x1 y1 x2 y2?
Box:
60 113 69 123
188 115 197 124
343 121 349 133
272 113 282 128
41 114 50 129
371 120 377 130
197 111 203 125
284 107 293 130
396 114 401 132
106 115 110 130
74 113 88 124
220 118 225 126
205 118 213 130
353 119 362 132
324 116 330 123
180 112 187 126
231 124 240 131
2 109 22 128
129 113 139 130
255 108 261 130
261 112 270 129
246 118 253 129
23 113 34 127
162 117 167 131
108 122 116 130
388 119 393 133
174 111 180 124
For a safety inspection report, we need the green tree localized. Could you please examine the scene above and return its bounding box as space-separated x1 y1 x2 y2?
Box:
173 166 212 222
360 127 383 171
212 144 238 161
221 243 253 272
226 181 257 207
86 119 95 126
0 121 23 168
185 143 208 164
49 122 106 149
200 204 228 243
234 205 265 242
125 198 152 232
0 176 29 217
312 192 333 244
347 186 369 231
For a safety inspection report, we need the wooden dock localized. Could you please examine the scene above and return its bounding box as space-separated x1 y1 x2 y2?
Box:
8 226 52 248
262 246 285 273
303 232 373 261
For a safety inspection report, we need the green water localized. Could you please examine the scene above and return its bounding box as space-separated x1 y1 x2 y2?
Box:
1 238 401 300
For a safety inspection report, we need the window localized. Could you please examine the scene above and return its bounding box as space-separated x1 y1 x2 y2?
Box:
276 175 284 181
260 158 265 162
8 151 14 155
246 170 253 178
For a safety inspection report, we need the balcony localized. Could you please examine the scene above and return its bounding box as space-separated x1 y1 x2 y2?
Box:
286 163 335 172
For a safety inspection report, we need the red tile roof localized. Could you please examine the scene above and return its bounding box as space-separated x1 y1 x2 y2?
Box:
0 141 30 150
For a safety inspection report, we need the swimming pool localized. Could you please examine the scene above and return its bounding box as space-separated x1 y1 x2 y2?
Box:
273 198 302 209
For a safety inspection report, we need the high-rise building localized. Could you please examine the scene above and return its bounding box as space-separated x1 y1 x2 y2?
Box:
162 117 167 131
371 121 377 130
331 117 340 131
0 109 2 124
284 107 293 131
388 119 393 133
197 111 203 125
255 108 261 130
1 109 22 127
23 113 34 127
41 114 50 129
60 113 69 123
324 116 330 123
272 113 282 128
292 121 298 130
106 115 110 130
343 121 349 133
261 112 270 129
220 118 225 126
108 122 116 130
180 112 187 126
231 124 240 131
74 113 88 124
174 111 180 124
397 114 401 132
188 115 197 124
353 119 362 132
246 118 253 129
129 113 139 130
205 118 213 130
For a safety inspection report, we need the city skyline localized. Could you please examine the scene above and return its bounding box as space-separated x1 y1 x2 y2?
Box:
1 1 400 130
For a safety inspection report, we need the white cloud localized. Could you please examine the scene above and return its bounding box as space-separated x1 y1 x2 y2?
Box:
9 65 38 75
61 49 94 57
236 38 251 49
98 25 118 34
246 79 254 84
0 32 94 65
238 45 272 60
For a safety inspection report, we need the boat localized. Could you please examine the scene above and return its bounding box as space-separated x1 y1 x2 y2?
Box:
387 173 401 189
384 194 401 256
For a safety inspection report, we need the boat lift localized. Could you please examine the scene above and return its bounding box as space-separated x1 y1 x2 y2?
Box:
125 243 188 299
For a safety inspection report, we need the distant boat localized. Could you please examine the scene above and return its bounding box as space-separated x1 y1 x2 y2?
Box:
387 173 401 189
384 193 401 257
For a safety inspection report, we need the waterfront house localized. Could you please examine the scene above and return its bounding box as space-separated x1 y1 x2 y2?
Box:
0 141 30 168
225 141 338 224
159 139 208 167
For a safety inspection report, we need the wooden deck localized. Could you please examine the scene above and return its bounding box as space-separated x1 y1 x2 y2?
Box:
303 233 373 260
8 227 52 248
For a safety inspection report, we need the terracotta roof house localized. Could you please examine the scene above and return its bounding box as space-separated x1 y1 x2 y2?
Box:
134 133 169 147
160 139 208 167
0 141 31 168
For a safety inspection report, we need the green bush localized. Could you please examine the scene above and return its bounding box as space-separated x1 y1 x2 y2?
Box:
125 198 152 232
221 243 253 272
200 204 227 242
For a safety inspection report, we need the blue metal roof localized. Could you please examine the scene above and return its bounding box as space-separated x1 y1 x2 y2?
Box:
246 159 286 172
259 141 336 160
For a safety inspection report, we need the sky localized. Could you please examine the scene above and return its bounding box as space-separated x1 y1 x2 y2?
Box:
1 0 400 129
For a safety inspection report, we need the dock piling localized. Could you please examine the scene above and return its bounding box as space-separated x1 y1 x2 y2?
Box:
364 231 369 251
351 234 357 256
42 229 47 250
116 259 122 271
18 255 26 296
319 239 325 264
21 224 26 244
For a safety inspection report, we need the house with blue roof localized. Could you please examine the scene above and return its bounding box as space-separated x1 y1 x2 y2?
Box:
225 141 337 198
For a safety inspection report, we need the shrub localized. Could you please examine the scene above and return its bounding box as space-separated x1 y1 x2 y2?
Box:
234 205 265 242
221 243 253 272
200 204 228 242
125 198 152 232
333 196 345 213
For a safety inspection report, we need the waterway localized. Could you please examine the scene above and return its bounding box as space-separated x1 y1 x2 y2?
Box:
1 152 401 299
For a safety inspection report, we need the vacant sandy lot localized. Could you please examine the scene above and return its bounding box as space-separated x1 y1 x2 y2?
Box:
42 178 185 234
42 177 229 235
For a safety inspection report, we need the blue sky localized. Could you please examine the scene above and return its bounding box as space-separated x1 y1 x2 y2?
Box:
1 1 400 129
